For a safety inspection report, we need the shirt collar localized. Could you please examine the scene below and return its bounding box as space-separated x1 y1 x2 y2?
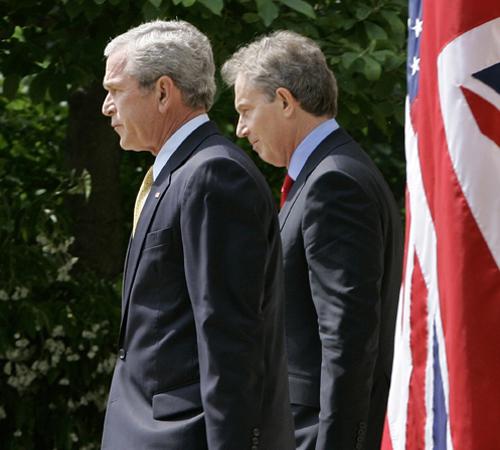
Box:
153 113 210 180
287 118 339 180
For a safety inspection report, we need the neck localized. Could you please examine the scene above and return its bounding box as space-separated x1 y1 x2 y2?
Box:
152 107 207 155
284 113 332 168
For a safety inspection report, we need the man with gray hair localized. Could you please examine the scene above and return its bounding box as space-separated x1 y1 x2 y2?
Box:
100 20 294 449
222 31 403 450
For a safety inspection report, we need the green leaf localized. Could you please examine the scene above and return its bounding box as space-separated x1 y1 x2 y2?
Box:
81 169 92 200
149 0 163 7
3 75 20 99
341 52 359 70
354 4 372 20
198 0 224 15
182 0 197 6
380 10 406 34
372 50 393 63
94 0 106 4
346 100 360 114
341 18 356 30
384 53 405 71
362 56 382 81
279 0 315 18
364 21 388 41
256 0 279 26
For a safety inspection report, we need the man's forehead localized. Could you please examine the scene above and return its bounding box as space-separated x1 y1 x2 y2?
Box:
235 76 268 106
105 50 128 75
103 51 131 86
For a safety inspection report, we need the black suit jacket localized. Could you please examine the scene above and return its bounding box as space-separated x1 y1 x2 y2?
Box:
279 128 403 450
101 122 295 450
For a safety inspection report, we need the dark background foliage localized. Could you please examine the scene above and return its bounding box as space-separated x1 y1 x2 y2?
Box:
0 0 406 448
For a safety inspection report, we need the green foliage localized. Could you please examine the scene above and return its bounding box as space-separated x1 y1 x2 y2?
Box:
0 89 121 449
0 0 407 447
1 0 406 200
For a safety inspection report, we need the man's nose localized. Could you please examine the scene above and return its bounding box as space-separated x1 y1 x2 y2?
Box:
102 93 114 116
236 116 248 139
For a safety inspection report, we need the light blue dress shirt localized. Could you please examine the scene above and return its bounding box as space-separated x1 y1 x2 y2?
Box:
152 114 210 180
287 118 339 180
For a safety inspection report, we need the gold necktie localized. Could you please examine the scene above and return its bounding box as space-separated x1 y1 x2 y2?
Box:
133 166 154 236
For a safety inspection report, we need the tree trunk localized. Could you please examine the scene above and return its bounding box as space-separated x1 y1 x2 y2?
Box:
66 82 124 277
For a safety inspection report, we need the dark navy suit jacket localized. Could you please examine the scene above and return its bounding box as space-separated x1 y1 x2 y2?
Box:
279 128 403 450
101 122 294 450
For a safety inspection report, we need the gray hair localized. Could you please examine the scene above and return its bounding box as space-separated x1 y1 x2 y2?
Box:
104 20 216 110
222 30 337 117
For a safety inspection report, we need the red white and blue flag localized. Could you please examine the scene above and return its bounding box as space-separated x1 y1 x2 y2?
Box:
382 1 500 449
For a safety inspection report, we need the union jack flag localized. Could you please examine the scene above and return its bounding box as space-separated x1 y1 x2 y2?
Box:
382 0 500 449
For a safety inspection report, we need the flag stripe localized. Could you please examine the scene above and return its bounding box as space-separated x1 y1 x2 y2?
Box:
382 417 395 450
405 254 428 450
460 86 500 146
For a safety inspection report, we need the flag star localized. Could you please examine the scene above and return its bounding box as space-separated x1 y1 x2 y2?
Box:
412 18 423 38
410 56 420 75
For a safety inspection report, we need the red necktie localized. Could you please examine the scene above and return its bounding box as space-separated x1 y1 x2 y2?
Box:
280 174 294 208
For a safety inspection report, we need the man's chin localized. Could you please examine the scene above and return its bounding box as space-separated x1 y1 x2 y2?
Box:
119 140 142 152
121 145 153 155
255 150 283 168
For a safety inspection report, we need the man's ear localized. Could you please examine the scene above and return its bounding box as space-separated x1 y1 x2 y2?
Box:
275 87 296 117
156 76 174 111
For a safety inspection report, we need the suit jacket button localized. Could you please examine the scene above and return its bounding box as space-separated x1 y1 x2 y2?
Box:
251 446 258 450
252 437 259 444
252 428 260 436
118 348 126 360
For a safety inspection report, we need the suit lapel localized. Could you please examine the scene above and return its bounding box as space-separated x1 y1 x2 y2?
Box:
121 235 133 311
119 121 219 337
278 128 352 230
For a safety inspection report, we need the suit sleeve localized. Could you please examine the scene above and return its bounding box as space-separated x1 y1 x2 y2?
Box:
302 169 384 449
180 156 270 450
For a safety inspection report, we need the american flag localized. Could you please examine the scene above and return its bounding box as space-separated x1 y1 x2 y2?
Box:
382 0 500 449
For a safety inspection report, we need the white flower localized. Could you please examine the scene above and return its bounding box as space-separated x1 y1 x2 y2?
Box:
11 286 29 300
82 330 96 340
32 360 49 374
52 325 65 337
66 353 80 362
15 338 30 349
56 257 78 281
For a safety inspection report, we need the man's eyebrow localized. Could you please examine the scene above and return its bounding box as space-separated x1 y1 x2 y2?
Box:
235 100 250 112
